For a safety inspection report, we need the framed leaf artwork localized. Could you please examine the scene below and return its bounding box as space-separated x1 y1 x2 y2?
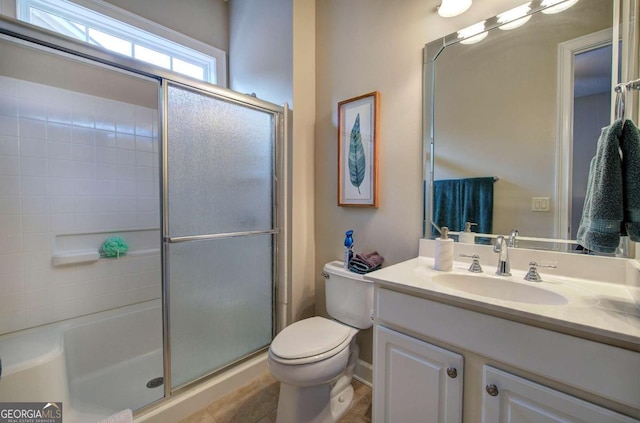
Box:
338 91 380 207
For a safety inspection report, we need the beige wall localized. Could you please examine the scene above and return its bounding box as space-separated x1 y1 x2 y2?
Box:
314 0 525 364
291 0 316 321
229 0 293 106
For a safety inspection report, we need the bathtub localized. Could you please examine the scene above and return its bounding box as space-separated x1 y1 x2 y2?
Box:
0 300 163 422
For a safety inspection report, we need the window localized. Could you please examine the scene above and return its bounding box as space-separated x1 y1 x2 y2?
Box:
18 0 225 85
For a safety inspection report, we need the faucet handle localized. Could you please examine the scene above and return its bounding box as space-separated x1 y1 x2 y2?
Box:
524 261 557 282
459 254 483 273
529 261 557 269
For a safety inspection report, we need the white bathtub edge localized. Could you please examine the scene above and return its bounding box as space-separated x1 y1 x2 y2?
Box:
134 352 269 423
0 300 160 379
0 325 65 378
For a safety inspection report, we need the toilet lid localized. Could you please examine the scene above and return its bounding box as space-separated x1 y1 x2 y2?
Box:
270 317 351 360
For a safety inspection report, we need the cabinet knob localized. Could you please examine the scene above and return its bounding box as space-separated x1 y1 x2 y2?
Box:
485 384 499 397
446 367 458 378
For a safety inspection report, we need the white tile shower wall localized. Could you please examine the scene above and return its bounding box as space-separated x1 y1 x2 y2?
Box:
0 75 161 335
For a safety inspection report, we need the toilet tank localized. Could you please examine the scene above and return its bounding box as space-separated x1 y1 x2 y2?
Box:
323 261 374 329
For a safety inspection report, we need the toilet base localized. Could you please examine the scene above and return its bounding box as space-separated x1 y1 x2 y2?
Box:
275 377 354 423
274 343 359 423
330 377 354 420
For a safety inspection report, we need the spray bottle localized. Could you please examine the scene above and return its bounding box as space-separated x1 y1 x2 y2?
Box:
344 230 354 269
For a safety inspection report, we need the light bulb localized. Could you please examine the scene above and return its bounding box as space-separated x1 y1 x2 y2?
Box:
497 3 532 30
458 22 487 44
541 0 579 14
438 0 473 18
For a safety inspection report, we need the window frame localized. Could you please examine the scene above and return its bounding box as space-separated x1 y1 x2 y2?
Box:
16 0 227 86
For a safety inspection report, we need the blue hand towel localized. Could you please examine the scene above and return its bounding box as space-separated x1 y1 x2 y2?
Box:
461 177 494 243
432 179 462 237
621 119 640 241
577 120 625 253
432 177 494 242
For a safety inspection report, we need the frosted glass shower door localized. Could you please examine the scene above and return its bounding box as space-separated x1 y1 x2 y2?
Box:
165 82 277 389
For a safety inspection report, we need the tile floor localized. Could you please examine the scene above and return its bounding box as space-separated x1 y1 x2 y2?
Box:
179 372 372 423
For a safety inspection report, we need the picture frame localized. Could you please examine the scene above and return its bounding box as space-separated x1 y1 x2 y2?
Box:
338 91 380 207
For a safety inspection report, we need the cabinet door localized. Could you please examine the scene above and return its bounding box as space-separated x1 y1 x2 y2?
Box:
482 366 640 423
374 325 463 423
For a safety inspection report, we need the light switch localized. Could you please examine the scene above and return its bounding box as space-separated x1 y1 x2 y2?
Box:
531 197 550 212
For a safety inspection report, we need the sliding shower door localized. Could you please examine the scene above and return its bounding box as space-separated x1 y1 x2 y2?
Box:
164 82 278 389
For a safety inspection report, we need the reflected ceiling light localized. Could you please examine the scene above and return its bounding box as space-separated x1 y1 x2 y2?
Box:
438 0 472 17
541 0 579 14
458 21 487 44
497 3 532 30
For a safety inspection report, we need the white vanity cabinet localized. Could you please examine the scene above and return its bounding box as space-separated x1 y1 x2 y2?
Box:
482 366 639 423
374 325 463 422
372 287 640 423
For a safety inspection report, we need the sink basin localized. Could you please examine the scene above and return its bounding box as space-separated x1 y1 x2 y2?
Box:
432 273 568 305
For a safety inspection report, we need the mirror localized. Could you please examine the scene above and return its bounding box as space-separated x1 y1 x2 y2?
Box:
423 0 634 253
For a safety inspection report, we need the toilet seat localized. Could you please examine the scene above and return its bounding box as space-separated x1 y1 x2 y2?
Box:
270 317 355 365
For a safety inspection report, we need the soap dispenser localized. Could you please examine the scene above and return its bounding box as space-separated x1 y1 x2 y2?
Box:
434 227 454 271
459 222 477 244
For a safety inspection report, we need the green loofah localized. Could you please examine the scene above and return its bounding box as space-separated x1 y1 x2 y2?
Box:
102 236 129 258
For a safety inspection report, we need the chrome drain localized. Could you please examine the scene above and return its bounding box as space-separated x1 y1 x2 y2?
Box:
146 377 164 389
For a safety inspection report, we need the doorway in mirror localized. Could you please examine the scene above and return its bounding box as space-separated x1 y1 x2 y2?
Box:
571 43 614 240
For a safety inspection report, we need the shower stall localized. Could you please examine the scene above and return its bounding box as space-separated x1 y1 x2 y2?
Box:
0 17 286 422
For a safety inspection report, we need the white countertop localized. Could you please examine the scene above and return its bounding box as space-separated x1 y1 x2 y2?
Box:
366 256 640 351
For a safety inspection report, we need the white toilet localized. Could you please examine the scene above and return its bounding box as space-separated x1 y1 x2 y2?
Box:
268 261 374 423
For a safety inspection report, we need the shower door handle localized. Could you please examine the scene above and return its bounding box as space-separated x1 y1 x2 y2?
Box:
164 229 280 244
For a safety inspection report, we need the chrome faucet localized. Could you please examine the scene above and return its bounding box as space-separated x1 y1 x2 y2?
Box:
508 229 519 248
493 235 511 276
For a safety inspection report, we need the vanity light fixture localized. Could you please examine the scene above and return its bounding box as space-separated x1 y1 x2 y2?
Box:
497 3 532 30
541 0 579 14
437 0 472 17
458 21 487 44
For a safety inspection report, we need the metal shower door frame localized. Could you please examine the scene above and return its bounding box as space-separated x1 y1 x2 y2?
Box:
159 79 285 396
